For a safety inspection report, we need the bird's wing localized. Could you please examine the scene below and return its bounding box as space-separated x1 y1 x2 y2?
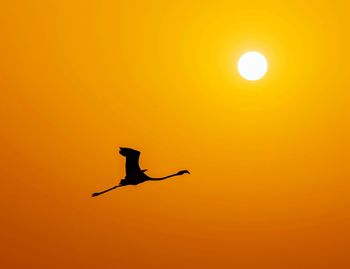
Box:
119 147 143 178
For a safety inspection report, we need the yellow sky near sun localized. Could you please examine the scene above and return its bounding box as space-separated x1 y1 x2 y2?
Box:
1 1 350 268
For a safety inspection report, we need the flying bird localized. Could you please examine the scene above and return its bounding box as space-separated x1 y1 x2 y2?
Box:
92 147 190 197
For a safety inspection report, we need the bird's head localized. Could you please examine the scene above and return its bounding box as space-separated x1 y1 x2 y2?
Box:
176 170 190 175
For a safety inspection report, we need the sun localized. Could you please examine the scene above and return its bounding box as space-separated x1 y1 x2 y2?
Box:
237 51 268 81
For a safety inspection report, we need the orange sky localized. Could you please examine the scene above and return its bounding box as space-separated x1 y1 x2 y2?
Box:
1 1 350 268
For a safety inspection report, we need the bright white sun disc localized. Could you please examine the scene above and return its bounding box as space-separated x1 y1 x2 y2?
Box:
237 52 268 81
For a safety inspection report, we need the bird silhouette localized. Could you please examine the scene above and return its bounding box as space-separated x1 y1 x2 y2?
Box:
92 147 190 197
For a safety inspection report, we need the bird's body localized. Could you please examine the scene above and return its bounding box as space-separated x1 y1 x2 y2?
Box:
92 147 190 197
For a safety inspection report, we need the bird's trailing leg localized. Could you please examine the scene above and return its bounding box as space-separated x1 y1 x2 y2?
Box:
92 184 123 197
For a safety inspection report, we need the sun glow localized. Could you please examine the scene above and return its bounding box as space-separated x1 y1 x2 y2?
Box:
237 51 268 81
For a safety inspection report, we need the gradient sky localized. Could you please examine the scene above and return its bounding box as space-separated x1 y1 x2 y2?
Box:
1 1 350 268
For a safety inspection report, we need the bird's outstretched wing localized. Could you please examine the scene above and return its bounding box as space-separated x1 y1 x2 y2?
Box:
119 147 143 178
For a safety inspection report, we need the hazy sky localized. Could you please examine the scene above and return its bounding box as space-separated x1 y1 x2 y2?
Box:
1 1 350 268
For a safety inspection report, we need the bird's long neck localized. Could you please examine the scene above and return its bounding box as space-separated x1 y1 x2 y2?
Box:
149 172 180 181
